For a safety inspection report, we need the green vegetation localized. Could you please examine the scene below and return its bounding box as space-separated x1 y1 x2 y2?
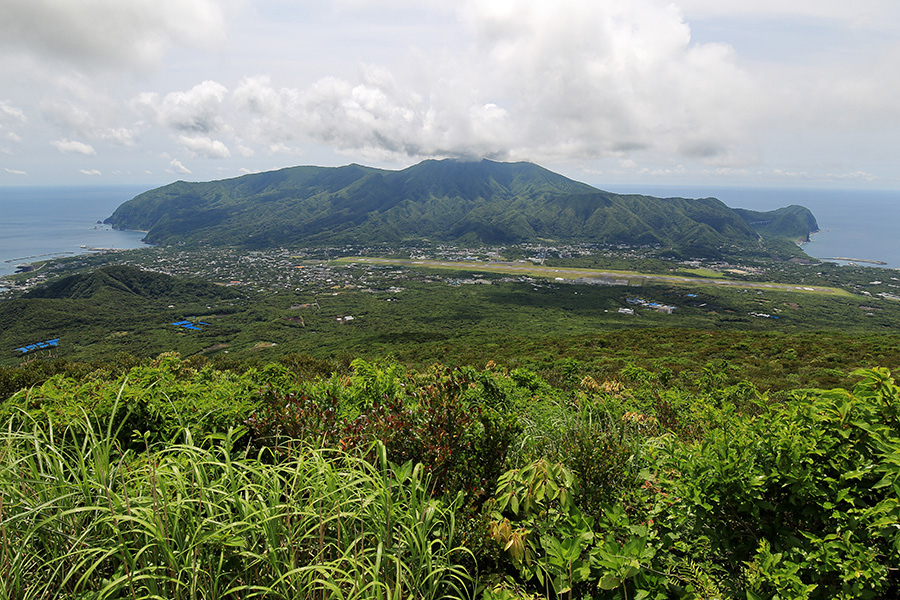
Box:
5 259 900 380
105 159 815 256
732 205 820 242
22 264 239 303
341 257 850 295
1 266 241 364
1 205 898 597
1 355 897 598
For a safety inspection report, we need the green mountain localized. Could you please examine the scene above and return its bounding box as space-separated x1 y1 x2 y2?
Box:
106 159 817 254
732 205 820 242
23 265 239 302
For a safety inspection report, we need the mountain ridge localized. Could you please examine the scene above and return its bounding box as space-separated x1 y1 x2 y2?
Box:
106 159 818 256
23 265 241 302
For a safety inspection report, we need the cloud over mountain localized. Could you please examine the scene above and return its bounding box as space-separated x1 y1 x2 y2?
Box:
178 135 230 159
135 80 230 134
228 0 758 166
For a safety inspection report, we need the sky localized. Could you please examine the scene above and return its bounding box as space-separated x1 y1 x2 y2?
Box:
1 0 899 190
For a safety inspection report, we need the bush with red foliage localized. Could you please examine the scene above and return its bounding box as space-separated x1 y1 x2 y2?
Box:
247 362 522 500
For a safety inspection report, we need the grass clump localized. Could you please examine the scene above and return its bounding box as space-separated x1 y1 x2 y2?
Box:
0 410 475 600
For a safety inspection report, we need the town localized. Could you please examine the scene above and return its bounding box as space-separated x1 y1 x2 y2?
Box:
3 240 895 298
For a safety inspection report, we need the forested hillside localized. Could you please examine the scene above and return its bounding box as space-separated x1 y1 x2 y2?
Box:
732 205 820 242
105 159 818 255
23 265 239 301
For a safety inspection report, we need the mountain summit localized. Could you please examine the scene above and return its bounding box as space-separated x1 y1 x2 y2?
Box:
106 159 817 254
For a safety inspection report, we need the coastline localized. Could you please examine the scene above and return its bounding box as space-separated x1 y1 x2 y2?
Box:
0 230 149 279
607 185 899 269
821 257 889 266
0 184 152 278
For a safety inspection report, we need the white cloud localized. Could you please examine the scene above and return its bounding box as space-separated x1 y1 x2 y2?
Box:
0 0 228 70
4 168 27 176
461 0 761 163
267 143 295 155
832 170 878 182
38 78 144 148
0 100 26 142
230 0 760 166
767 168 879 183
0 101 25 122
178 134 231 158
0 0 897 186
51 139 97 155
135 80 229 134
233 68 513 162
79 169 102 176
100 128 138 146
168 158 192 175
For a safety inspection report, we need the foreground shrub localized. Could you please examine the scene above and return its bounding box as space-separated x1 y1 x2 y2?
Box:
248 360 523 500
4 353 898 599
655 367 900 599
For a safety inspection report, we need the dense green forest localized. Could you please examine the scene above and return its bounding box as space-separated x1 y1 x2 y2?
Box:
105 159 817 255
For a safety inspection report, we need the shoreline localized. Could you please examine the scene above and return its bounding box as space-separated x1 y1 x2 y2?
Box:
0 239 150 280
821 257 888 265
3 251 77 264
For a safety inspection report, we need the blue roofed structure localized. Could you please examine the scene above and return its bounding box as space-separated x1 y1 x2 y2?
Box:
172 319 206 331
15 338 60 354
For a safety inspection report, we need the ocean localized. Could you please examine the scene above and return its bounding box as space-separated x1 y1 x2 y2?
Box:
605 185 900 269
0 185 150 279
1 184 899 280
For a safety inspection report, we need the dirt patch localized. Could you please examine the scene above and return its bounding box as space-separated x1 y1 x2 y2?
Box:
202 343 230 353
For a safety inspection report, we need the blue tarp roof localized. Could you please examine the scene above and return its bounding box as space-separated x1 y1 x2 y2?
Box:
15 338 60 354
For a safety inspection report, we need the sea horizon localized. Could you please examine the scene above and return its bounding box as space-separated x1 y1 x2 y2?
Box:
1 184 898 281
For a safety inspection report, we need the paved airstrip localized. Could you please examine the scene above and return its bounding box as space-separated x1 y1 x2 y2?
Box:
340 257 850 296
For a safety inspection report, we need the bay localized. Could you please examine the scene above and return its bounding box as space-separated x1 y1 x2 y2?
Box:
604 185 900 269
0 185 151 279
